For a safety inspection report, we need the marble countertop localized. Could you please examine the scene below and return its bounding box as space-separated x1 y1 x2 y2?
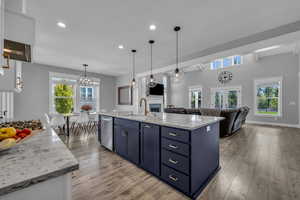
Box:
0 128 79 196
100 112 224 130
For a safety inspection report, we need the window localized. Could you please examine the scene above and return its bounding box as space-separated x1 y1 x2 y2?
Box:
49 72 100 114
80 86 99 112
211 60 222 70
189 86 202 108
54 84 75 114
254 77 282 117
210 55 242 70
50 74 77 114
233 55 242 65
223 57 232 68
211 86 241 109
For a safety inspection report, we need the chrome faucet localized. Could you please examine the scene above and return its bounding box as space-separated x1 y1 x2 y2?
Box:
139 98 149 116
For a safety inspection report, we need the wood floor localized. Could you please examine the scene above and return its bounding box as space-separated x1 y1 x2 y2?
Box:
60 124 300 200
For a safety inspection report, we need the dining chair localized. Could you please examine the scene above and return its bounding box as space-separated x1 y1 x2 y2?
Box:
49 114 66 135
73 112 89 136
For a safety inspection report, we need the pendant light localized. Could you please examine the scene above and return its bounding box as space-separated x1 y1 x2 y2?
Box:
148 40 157 88
174 26 181 77
131 49 136 86
78 64 93 86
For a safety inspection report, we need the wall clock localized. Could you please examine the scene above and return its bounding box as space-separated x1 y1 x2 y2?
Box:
218 71 233 84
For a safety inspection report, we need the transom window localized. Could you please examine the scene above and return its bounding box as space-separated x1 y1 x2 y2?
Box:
210 55 242 70
189 86 202 109
254 77 282 117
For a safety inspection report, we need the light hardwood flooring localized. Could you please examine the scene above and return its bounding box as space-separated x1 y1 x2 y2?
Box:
60 124 300 200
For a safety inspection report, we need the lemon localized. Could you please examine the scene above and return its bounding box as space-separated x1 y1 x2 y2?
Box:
0 138 17 150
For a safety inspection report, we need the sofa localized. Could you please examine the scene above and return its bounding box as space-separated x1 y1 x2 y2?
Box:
164 106 250 137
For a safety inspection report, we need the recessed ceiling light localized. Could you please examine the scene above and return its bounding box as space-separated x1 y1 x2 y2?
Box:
255 45 280 53
118 45 124 49
149 24 156 31
57 22 66 28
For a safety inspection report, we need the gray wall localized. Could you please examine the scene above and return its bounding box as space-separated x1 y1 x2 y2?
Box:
169 53 299 125
14 63 116 120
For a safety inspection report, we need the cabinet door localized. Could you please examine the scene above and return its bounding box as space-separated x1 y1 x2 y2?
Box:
114 125 128 157
114 125 140 164
127 127 140 165
141 123 160 176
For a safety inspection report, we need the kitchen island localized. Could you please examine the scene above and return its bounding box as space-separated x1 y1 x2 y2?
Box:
99 112 223 199
0 128 79 200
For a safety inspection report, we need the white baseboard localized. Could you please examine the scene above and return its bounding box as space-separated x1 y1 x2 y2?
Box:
246 120 300 128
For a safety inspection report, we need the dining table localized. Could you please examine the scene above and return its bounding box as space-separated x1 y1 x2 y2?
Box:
63 112 98 136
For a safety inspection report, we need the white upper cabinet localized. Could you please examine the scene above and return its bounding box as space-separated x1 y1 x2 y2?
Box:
4 0 35 45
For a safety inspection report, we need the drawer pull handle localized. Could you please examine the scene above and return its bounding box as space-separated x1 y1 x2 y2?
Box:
168 144 178 149
169 132 177 137
144 125 151 128
168 175 178 182
168 158 178 164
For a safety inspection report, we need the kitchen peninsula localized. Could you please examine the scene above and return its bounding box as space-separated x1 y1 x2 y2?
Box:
99 112 223 199
0 128 79 200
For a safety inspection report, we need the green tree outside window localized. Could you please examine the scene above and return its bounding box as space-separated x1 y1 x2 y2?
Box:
54 84 74 114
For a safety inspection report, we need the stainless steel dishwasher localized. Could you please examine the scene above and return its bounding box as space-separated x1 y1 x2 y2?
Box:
100 115 113 151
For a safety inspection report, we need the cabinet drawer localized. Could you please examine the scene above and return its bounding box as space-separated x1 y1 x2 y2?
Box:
162 127 189 143
162 149 190 174
161 165 189 194
114 118 139 129
162 138 189 156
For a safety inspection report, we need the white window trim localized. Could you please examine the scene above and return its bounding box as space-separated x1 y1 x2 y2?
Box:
254 76 282 117
49 72 101 114
188 85 203 108
210 86 242 109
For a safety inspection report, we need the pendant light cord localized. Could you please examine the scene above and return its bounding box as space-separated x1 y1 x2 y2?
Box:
174 26 181 73
176 29 179 69
150 42 153 75
132 51 135 78
83 64 88 78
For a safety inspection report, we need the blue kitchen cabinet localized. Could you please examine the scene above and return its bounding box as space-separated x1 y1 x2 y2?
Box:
140 123 160 176
114 119 140 165
106 115 220 199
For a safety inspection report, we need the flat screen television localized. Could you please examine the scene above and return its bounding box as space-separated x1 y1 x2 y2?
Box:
147 83 164 96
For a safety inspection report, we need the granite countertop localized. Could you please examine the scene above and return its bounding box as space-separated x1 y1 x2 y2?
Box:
100 112 224 130
0 128 79 196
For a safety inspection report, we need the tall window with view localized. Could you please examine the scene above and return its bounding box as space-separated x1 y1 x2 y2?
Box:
255 77 282 116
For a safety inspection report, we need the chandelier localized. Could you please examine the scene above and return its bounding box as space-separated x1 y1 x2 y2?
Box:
78 64 94 86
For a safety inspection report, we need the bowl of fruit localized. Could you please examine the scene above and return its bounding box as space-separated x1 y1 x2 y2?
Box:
0 127 33 151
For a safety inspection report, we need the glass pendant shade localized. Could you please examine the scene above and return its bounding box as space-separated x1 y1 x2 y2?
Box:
174 26 183 79
148 40 157 88
174 68 179 77
148 74 157 88
131 50 137 87
131 78 136 86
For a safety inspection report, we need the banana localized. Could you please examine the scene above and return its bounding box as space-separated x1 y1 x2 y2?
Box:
0 138 17 150
0 128 7 133
0 127 17 140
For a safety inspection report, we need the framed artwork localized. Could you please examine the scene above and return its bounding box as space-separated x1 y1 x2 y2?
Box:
118 85 132 105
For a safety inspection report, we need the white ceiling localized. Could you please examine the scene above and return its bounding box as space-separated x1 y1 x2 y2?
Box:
26 0 300 76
